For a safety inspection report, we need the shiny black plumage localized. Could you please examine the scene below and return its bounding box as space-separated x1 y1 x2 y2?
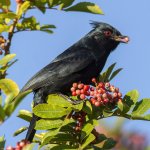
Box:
23 22 128 142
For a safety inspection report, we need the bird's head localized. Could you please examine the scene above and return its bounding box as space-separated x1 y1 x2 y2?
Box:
88 21 129 51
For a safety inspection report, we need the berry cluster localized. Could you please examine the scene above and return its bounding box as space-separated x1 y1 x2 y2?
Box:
6 140 30 150
70 78 122 107
0 36 6 55
72 111 86 131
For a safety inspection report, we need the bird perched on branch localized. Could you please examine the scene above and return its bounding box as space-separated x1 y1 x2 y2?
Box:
19 22 129 142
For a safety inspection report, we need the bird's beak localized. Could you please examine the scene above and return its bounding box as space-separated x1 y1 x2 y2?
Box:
112 36 129 43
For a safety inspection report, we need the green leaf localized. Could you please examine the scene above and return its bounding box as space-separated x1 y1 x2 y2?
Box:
0 12 16 19
103 109 114 117
0 78 19 106
103 63 116 82
17 109 32 122
0 0 10 10
22 143 35 150
123 90 139 113
132 99 150 116
13 126 28 136
0 136 5 149
103 138 116 149
109 68 123 81
35 119 63 130
81 122 94 141
48 0 61 7
50 144 78 150
17 1 31 18
6 90 32 116
47 94 72 107
59 0 75 9
81 133 95 149
0 24 10 33
33 104 69 118
117 100 124 111
71 101 83 111
0 54 16 66
82 100 92 114
65 2 103 15
0 105 5 122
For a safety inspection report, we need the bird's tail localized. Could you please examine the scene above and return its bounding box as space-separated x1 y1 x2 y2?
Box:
25 114 38 142
25 89 46 142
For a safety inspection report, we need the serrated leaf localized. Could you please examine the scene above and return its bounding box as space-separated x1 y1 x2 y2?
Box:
123 90 139 113
0 54 16 66
103 138 116 149
47 94 72 107
109 68 123 81
17 109 32 122
82 100 92 114
81 122 94 141
81 133 95 149
65 2 103 15
0 79 19 106
13 126 28 136
0 135 5 149
35 119 63 130
132 99 150 116
33 104 69 118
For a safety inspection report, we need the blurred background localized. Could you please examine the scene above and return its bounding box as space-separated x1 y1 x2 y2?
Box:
0 0 150 149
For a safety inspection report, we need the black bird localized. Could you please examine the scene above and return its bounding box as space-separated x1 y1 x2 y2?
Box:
20 22 129 142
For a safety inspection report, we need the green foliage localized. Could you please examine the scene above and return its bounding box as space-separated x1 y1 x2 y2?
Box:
0 136 5 149
13 127 28 137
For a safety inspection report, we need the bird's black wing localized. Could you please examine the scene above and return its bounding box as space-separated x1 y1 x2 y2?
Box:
21 50 95 92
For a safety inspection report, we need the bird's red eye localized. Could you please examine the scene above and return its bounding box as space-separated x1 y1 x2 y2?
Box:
104 31 112 37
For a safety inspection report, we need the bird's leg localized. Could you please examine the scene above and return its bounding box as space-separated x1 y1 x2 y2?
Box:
57 93 83 105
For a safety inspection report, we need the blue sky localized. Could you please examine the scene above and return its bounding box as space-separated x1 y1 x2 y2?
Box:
1 0 150 147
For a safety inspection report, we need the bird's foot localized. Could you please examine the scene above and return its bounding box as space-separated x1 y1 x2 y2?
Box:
57 93 82 105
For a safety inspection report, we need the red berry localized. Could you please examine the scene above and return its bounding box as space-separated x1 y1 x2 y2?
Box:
80 89 85 94
97 97 102 102
90 87 95 91
75 126 81 131
98 82 104 88
73 83 78 88
6 146 14 150
90 91 94 96
80 94 85 100
19 141 26 147
115 87 119 92
103 98 109 104
92 78 96 83
110 86 115 92
15 145 21 150
83 85 90 91
16 0 23 4
70 87 76 92
105 82 110 87
102 93 107 98
118 92 122 97
76 89 81 95
72 91 77 96
113 92 118 98
85 91 90 96
94 101 100 107
90 98 96 104
78 83 84 89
